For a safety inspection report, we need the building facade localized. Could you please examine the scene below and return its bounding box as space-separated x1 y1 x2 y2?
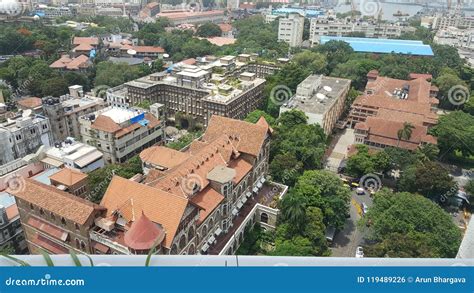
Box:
278 13 305 47
0 192 28 254
79 107 163 164
279 75 351 135
42 85 105 142
0 113 52 166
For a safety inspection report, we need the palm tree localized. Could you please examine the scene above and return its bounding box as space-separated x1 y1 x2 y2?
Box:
397 122 415 147
280 195 306 232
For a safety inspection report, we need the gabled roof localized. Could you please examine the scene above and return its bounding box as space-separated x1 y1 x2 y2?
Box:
17 97 42 109
91 115 122 133
49 168 88 187
203 115 270 157
73 37 99 46
11 178 102 225
100 176 189 248
124 212 165 250
140 146 191 169
190 186 224 224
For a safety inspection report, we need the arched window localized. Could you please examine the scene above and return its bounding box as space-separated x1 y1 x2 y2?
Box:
208 218 214 230
188 244 195 255
201 225 208 237
75 239 80 249
39 208 44 215
51 213 55 221
29 203 34 210
170 244 178 255
75 223 80 231
179 235 187 251
61 217 66 226
260 212 269 224
80 241 86 251
187 226 195 241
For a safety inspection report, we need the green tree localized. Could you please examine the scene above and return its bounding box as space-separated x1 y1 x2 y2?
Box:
244 110 276 126
292 50 327 74
196 22 222 38
362 189 462 258
432 111 474 158
345 145 375 178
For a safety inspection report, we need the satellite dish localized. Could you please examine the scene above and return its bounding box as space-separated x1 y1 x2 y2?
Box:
22 109 32 117
127 49 137 55
323 86 332 92
163 53 169 58
316 93 326 100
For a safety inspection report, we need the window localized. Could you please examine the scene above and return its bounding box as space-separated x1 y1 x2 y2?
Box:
29 203 34 210
187 226 195 241
80 241 86 251
260 213 269 224
75 223 80 230
39 208 44 215
61 217 66 225
179 235 186 251
51 213 55 220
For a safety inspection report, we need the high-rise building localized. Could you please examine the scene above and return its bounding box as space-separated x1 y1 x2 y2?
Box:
278 13 305 47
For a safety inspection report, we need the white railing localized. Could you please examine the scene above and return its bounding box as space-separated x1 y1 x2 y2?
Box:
89 231 130 255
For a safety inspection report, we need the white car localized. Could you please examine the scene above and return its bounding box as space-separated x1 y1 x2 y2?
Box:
362 203 369 215
356 187 365 195
356 246 364 258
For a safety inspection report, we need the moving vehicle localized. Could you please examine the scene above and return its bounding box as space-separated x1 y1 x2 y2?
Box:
356 246 364 258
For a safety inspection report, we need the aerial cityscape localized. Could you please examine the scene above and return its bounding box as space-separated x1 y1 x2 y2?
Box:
0 0 473 263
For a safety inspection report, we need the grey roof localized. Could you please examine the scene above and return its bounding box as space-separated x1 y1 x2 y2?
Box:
108 57 145 66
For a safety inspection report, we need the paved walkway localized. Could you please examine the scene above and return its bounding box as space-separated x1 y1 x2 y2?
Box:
325 129 355 172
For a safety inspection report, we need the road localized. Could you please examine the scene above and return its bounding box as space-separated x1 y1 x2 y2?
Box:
330 189 373 257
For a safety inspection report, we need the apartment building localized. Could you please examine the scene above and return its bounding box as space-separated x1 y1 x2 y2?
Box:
42 85 105 142
0 112 52 166
41 140 104 173
278 13 305 47
432 14 474 30
106 55 270 127
0 192 28 254
434 27 474 50
349 71 439 151
279 75 351 135
157 10 225 26
309 19 416 44
79 107 163 164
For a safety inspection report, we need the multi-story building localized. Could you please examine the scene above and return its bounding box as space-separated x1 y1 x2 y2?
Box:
434 27 474 50
42 85 105 142
41 139 105 173
79 106 163 164
11 115 287 256
348 71 439 151
0 112 52 166
278 13 305 47
432 14 474 30
157 10 225 26
0 192 28 254
279 75 351 135
106 55 272 127
11 178 105 254
93 115 282 255
309 18 416 44
48 168 89 197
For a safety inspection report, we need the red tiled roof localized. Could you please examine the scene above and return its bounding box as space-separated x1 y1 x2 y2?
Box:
5 205 18 221
204 37 236 46
124 212 165 250
27 216 68 241
65 55 91 70
49 55 72 69
32 234 69 254
73 43 94 52
140 146 191 169
190 186 224 224
49 168 88 187
218 23 232 32
409 73 432 81
17 97 42 109
73 37 99 46
228 157 253 184
157 10 224 20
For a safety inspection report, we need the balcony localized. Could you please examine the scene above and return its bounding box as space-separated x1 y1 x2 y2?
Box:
89 230 130 255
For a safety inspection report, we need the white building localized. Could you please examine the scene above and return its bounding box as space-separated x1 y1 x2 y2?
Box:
0 112 52 166
432 14 474 30
309 18 416 44
434 27 474 50
279 75 351 135
79 107 163 164
278 13 305 47
41 139 105 173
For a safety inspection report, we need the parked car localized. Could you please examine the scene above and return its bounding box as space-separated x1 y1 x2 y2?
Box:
356 187 365 195
361 203 369 215
355 246 364 258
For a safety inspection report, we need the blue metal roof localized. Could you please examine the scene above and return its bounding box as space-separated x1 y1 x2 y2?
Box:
32 168 60 186
272 7 324 18
320 36 434 56
0 192 16 208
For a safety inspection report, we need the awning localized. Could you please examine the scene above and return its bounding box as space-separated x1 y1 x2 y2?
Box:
246 192 252 198
40 157 63 168
260 177 266 184
232 208 238 216
208 236 216 244
201 243 209 252
75 150 103 168
92 241 110 254
27 216 69 241
237 201 243 209
257 182 263 188
215 228 222 236
241 197 247 204
253 187 258 193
